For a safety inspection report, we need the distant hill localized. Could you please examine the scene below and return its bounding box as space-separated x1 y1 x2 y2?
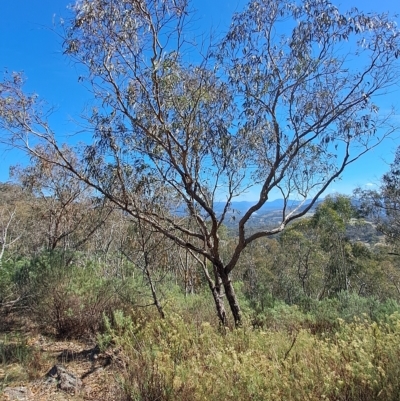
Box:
172 198 320 217
213 198 317 214
172 197 382 242
219 198 381 244
211 198 324 230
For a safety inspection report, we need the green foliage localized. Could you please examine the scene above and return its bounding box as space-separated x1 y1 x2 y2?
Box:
0 259 18 305
251 301 309 331
14 251 126 338
302 293 400 333
312 195 356 233
0 257 33 315
240 195 398 309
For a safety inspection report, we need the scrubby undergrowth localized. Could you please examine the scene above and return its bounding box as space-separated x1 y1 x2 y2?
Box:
97 303 400 401
2 296 400 400
2 250 400 400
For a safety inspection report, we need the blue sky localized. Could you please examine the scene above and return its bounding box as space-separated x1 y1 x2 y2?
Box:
1 0 400 201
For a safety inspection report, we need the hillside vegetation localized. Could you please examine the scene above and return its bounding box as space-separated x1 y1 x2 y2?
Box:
1 179 400 400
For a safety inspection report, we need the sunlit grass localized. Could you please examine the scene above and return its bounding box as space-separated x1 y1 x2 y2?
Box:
0 333 48 388
101 307 400 401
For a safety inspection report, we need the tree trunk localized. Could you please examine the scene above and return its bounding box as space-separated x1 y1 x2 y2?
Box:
199 259 228 326
211 264 228 326
209 281 228 326
220 269 242 327
143 251 165 319
145 265 165 319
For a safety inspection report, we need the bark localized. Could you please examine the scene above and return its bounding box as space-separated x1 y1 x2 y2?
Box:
220 269 242 327
213 266 228 326
197 256 228 326
209 281 227 326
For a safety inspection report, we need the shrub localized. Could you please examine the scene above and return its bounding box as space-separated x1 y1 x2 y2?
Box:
16 252 125 338
302 292 400 335
0 259 25 313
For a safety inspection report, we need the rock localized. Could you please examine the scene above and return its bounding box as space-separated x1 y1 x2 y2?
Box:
3 386 33 400
46 364 82 394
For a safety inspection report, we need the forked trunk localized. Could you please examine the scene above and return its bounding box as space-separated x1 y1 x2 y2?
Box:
209 282 228 326
201 260 228 326
220 270 242 327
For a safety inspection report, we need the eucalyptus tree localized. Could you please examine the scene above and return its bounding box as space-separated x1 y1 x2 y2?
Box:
310 196 358 296
11 146 113 255
356 147 400 250
1 0 399 325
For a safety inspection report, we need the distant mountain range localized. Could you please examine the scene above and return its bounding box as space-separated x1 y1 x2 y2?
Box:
213 198 319 215
173 198 323 218
172 197 380 240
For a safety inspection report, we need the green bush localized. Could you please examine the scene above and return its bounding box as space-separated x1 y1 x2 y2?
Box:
301 292 400 333
0 258 25 310
251 300 309 331
15 251 125 338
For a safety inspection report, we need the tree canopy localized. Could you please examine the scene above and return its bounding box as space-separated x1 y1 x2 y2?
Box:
356 146 400 248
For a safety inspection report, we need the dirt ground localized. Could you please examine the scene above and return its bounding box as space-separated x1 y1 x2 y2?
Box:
0 315 124 401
